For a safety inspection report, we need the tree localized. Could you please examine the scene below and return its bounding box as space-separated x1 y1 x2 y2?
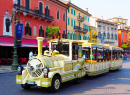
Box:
45 26 59 38
121 44 129 53
121 44 129 48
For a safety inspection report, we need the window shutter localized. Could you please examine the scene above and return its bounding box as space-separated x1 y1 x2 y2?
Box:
48 9 50 16
71 19 73 26
68 18 70 25
45 8 47 15
73 33 75 40
42 30 44 37
74 20 76 26
25 27 28 35
74 10 75 15
29 27 31 36
68 8 70 13
70 33 72 39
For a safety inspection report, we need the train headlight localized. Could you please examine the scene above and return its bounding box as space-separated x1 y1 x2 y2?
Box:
17 65 23 75
17 67 21 72
43 67 49 78
43 68 48 74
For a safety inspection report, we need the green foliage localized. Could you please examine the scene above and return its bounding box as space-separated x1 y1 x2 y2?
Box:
45 26 59 38
121 44 129 48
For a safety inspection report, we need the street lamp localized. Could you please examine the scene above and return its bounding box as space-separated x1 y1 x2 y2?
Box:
10 0 20 70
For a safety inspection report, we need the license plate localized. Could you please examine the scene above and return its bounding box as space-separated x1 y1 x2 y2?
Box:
27 81 35 85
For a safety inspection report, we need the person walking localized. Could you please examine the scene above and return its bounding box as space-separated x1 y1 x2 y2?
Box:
29 50 33 60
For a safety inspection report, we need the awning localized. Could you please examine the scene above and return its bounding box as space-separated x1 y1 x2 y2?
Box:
0 36 49 47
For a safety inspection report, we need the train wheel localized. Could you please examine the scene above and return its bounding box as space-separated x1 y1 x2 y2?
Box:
50 76 61 92
21 84 31 89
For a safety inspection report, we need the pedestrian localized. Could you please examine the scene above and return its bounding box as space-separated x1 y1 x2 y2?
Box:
29 50 33 60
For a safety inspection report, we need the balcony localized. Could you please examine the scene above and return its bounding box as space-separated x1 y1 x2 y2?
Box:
104 39 115 43
74 26 87 34
16 5 54 22
77 16 84 22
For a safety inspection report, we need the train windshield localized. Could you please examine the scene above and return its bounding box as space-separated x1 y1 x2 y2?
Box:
51 42 69 56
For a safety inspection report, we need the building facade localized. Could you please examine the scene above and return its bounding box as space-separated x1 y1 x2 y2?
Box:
61 0 92 40
108 17 129 47
0 0 68 59
90 26 97 42
90 17 118 46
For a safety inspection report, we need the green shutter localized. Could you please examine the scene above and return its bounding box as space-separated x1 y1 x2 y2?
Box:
68 8 70 13
68 18 70 25
71 8 73 14
70 33 72 39
73 33 75 40
79 34 81 40
74 20 76 26
88 17 89 22
74 10 76 15
71 19 73 26
75 33 77 40
85 36 87 40
79 22 80 27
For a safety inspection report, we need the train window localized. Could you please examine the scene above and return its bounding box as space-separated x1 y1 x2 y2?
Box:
51 42 69 56
72 43 78 60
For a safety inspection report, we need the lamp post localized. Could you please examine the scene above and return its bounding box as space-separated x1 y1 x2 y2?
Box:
10 0 20 70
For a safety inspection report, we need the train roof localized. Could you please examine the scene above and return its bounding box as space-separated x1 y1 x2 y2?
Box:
48 39 85 44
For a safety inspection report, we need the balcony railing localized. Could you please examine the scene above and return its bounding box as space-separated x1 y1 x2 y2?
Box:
16 5 54 22
77 16 84 22
74 26 87 34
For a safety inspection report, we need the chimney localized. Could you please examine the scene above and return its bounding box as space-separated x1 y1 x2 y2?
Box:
36 37 44 56
86 8 88 12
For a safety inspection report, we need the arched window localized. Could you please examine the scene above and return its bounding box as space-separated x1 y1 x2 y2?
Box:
25 0 30 9
62 30 66 39
45 26 48 38
103 32 106 38
39 2 43 13
115 34 117 40
33 26 36 35
45 5 50 16
111 33 113 39
5 19 11 32
98 31 101 38
107 32 109 39
39 26 44 37
25 23 31 36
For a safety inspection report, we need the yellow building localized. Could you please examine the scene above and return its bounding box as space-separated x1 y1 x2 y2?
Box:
61 0 92 40
90 26 97 42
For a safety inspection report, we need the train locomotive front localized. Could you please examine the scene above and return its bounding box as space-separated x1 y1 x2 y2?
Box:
16 37 86 92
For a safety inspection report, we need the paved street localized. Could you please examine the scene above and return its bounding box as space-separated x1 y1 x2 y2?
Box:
0 60 130 95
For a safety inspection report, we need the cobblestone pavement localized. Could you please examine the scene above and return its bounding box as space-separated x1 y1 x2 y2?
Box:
0 60 130 95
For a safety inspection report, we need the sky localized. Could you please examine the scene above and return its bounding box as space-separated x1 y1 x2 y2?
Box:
67 0 130 25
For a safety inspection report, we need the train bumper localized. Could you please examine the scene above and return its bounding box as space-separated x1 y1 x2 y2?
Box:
16 75 51 88
41 78 51 87
16 75 22 84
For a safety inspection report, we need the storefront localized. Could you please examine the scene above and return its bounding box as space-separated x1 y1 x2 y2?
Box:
0 36 49 65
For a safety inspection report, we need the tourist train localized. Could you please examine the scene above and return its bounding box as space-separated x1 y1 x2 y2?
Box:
16 37 123 92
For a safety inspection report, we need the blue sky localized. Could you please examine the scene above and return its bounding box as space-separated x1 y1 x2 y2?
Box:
68 0 130 25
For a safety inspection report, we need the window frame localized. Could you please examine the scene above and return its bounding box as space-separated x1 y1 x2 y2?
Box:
57 10 60 20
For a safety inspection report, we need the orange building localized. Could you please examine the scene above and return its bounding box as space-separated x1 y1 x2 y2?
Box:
118 29 128 47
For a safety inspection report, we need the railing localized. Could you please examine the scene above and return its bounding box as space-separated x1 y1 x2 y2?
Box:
77 16 84 22
74 26 87 34
16 5 54 22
